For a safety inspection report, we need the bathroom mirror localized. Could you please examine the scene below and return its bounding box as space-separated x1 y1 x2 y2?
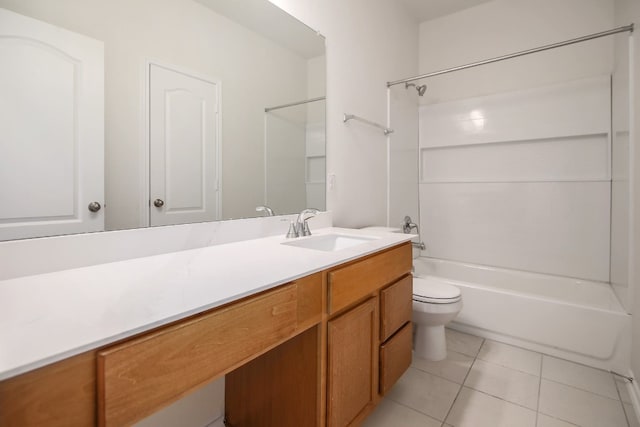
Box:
0 0 326 241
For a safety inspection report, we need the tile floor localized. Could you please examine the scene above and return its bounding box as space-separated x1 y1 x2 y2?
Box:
363 329 639 427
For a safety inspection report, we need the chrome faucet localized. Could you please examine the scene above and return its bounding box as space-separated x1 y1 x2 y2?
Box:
402 215 419 234
256 205 275 216
286 208 319 238
403 215 427 250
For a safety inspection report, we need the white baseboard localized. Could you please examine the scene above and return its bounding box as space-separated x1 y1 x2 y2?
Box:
628 369 640 426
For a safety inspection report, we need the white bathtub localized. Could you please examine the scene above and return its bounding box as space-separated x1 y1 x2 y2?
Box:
413 257 632 371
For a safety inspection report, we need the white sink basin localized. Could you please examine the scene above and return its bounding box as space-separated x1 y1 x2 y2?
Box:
282 233 379 252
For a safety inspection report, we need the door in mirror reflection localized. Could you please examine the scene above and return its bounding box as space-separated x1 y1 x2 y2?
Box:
149 63 221 227
0 8 104 241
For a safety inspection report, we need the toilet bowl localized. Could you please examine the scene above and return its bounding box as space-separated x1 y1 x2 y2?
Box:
412 276 462 361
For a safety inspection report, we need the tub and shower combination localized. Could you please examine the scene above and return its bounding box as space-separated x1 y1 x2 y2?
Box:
412 256 631 371
389 25 635 372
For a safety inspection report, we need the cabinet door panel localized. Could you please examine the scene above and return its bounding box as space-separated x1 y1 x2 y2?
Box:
327 298 377 427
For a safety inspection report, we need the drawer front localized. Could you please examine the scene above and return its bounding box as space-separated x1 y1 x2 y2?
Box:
328 243 411 314
379 322 412 396
97 284 297 427
295 272 324 331
380 274 412 342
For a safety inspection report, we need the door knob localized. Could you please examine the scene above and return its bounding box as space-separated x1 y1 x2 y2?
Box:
153 199 165 208
88 202 101 212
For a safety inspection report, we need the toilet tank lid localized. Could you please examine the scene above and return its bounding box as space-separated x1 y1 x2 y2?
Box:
413 277 461 299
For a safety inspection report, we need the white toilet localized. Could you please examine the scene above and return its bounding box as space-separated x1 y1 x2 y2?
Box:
412 277 462 361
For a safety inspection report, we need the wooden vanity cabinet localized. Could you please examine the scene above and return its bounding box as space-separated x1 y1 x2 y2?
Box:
325 243 412 427
0 242 412 427
225 242 413 427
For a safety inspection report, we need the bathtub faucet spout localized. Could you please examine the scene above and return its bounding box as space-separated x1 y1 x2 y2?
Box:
403 215 426 251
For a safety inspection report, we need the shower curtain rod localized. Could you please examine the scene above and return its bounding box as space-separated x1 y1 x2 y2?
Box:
264 96 325 112
387 24 634 87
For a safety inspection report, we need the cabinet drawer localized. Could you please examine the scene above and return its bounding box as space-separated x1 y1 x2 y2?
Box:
379 322 412 395
295 272 324 331
380 274 412 342
328 243 411 314
97 284 297 427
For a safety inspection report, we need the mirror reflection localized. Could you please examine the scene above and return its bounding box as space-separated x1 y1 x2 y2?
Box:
265 97 326 216
0 0 326 241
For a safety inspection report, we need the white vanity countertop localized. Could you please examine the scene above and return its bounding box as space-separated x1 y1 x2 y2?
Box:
0 227 413 381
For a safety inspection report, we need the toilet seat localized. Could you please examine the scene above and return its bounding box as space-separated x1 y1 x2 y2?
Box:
413 278 461 304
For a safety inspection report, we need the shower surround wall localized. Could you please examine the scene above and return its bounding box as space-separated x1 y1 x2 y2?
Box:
417 0 618 282
419 76 611 281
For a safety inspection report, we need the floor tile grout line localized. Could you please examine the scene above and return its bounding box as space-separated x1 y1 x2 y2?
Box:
542 376 625 402
473 356 542 379
536 412 582 427
464 384 540 413
540 353 626 399
409 362 469 386
385 367 458 424
475 356 542 377
394 334 626 427
476 340 544 377
544 352 622 375
382 396 444 425
439 337 485 426
615 377 633 405
535 352 543 427
614 374 633 427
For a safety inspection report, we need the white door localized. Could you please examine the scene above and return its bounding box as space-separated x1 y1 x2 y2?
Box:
0 8 104 241
149 64 220 226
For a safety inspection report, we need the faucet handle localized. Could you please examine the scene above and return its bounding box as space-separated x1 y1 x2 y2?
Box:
301 220 312 236
286 221 299 238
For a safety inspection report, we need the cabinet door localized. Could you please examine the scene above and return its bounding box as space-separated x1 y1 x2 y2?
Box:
327 298 377 427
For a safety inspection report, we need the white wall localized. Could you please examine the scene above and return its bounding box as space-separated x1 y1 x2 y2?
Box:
0 0 310 228
268 0 419 228
419 0 614 105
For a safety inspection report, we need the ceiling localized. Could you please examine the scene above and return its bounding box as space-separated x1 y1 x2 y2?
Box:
196 0 325 58
397 0 493 22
